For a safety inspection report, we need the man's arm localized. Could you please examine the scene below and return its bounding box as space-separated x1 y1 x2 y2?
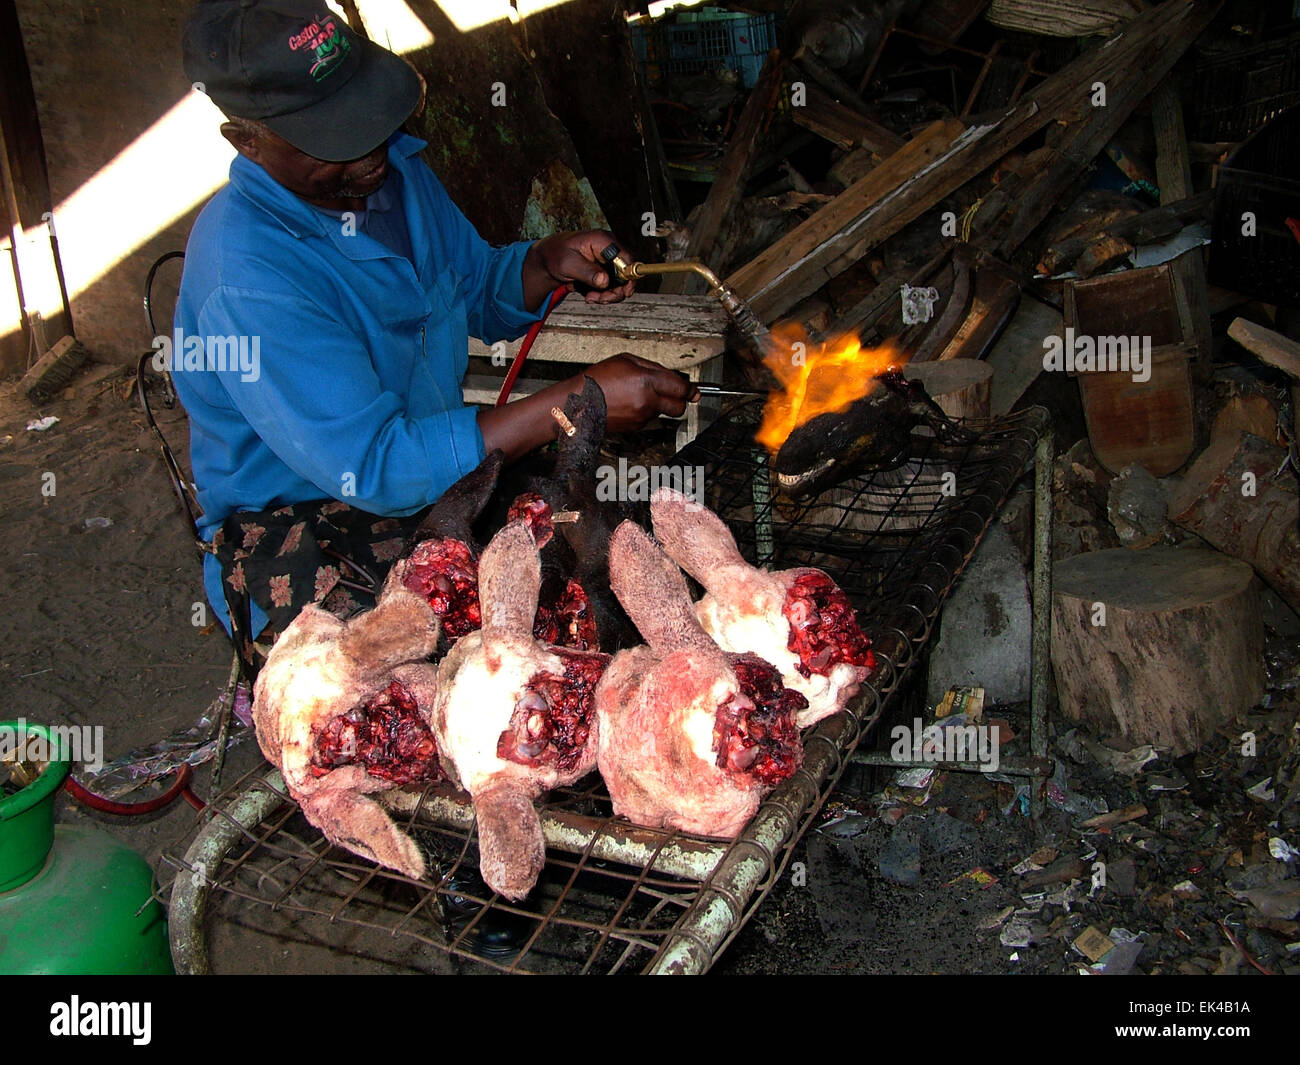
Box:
198 285 484 513
478 353 699 462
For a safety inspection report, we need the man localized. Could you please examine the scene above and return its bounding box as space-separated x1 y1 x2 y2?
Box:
175 0 695 666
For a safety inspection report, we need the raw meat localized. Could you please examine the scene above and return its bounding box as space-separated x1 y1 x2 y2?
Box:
651 488 874 727
252 573 443 879
431 521 609 900
595 521 805 838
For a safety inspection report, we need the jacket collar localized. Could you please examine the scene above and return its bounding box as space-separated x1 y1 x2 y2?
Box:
227 131 428 244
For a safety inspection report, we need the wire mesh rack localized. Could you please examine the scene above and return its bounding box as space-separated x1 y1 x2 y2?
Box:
160 401 1051 975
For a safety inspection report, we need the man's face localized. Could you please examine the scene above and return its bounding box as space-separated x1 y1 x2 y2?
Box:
225 124 390 210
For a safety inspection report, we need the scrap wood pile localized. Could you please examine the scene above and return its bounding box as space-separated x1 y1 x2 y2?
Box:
625 0 1300 974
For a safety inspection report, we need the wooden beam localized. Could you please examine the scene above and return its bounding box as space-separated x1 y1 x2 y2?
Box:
466 292 727 368
660 52 785 295
730 0 1215 324
727 118 967 320
792 81 905 154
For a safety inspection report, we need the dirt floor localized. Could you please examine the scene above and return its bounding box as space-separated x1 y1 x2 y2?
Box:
3 362 1297 976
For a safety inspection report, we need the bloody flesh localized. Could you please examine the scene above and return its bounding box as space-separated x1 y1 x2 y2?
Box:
783 572 875 678
508 492 554 548
533 577 599 651
714 654 805 786
497 648 610 774
402 537 480 640
312 680 441 784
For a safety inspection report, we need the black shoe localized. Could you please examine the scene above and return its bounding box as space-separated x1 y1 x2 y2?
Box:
441 869 532 961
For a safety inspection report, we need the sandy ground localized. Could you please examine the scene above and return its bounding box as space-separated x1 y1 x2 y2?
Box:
6 362 1292 978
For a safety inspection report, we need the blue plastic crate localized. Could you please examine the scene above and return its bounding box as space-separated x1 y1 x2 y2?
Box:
631 11 778 89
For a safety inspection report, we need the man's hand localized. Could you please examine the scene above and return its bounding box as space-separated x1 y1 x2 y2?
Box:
579 354 698 432
477 354 699 461
522 230 637 309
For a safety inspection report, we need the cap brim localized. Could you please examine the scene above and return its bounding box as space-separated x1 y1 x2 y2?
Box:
262 38 422 162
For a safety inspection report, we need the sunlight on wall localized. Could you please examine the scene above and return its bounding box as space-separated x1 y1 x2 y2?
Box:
49 89 234 310
435 0 573 33
6 0 580 348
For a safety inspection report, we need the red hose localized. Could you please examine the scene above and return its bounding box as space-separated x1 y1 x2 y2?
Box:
64 762 206 814
496 284 571 407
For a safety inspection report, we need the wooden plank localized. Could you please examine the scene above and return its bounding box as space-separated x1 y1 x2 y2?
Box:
1152 81 1193 201
991 2 1219 259
727 118 967 320
660 52 785 296
731 0 1212 324
1228 318 1300 379
466 292 728 368
792 82 905 154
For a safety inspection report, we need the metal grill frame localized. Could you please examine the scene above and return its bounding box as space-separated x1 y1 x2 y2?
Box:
163 403 1051 975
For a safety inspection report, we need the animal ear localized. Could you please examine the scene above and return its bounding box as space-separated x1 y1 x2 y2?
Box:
340 578 441 672
608 521 715 657
301 790 426 880
650 487 748 587
409 450 504 547
473 781 545 901
478 520 541 637
553 377 607 486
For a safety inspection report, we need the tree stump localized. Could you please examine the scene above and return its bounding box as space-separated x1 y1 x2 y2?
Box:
1051 546 1265 755
903 358 993 420
1167 431 1300 614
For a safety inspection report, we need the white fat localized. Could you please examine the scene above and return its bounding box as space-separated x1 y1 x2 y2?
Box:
697 594 859 726
439 638 561 794
681 676 735 764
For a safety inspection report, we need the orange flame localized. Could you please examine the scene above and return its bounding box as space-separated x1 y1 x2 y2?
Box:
755 323 906 454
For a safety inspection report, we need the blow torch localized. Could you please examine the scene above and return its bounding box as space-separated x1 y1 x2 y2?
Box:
599 242 774 355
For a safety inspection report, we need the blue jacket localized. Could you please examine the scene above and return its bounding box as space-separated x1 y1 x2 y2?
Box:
173 132 542 632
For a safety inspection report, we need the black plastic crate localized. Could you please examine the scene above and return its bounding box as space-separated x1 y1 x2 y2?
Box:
1190 30 1300 142
1208 105 1300 307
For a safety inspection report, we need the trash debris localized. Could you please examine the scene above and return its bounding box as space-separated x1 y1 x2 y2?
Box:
979 905 1016 931
1000 918 1036 949
26 416 59 432
1073 925 1116 962
935 685 984 721
1234 883 1300 920
1246 777 1277 803
1012 846 1058 875
947 868 997 888
1078 803 1148 831
84 683 252 797
83 516 113 530
900 284 940 325
1270 837 1300 862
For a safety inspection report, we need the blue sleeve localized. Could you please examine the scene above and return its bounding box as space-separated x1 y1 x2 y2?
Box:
420 174 544 344
196 285 485 515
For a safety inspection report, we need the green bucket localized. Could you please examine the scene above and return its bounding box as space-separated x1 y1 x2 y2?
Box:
0 720 70 892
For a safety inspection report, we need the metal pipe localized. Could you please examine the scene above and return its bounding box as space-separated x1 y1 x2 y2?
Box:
1030 426 1054 820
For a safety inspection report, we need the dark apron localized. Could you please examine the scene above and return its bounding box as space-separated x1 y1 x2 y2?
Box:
210 499 426 677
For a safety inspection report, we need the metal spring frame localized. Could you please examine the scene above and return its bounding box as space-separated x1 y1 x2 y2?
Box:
849 427 1055 816
164 407 1051 974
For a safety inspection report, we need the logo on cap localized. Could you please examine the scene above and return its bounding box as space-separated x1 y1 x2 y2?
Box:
288 12 351 82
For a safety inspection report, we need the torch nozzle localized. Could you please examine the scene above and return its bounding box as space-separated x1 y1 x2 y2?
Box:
599 242 773 353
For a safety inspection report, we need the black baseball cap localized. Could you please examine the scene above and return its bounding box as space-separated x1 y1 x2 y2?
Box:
182 0 423 162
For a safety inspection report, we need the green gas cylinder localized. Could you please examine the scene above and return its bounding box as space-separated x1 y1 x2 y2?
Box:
0 721 173 974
